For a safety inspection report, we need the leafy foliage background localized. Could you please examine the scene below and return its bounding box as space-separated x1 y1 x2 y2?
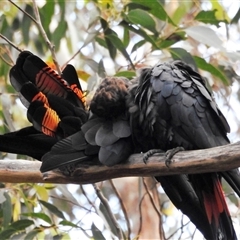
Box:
0 0 240 239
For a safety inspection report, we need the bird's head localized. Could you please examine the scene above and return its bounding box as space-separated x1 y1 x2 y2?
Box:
90 77 130 118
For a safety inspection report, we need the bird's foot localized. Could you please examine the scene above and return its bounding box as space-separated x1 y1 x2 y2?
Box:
143 149 165 164
165 147 185 167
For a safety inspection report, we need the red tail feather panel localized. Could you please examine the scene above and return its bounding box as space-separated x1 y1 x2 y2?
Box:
35 66 69 98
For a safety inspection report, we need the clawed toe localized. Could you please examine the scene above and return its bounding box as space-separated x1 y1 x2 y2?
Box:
165 147 185 167
143 149 164 164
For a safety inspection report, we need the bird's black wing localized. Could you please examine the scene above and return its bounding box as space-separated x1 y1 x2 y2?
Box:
0 51 87 159
41 77 134 172
0 126 56 160
131 61 238 240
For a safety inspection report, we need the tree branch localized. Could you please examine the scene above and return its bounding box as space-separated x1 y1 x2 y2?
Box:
0 141 240 184
31 0 61 75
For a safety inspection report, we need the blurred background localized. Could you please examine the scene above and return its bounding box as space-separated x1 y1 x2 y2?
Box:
0 0 240 239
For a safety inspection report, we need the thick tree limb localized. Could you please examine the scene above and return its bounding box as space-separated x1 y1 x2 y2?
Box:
0 141 240 184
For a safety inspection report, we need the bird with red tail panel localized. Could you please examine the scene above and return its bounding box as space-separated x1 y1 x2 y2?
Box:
129 60 240 240
41 76 133 172
0 51 87 160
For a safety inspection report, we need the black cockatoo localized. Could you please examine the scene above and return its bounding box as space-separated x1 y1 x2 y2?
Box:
41 76 133 172
128 61 240 240
0 51 133 173
42 59 240 239
0 51 87 160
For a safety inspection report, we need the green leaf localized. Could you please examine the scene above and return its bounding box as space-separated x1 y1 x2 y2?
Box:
98 59 106 78
193 56 229 85
91 223 106 240
123 28 130 47
169 48 197 71
115 71 136 79
185 26 223 49
160 31 186 49
52 20 68 51
57 0 65 19
231 8 240 24
53 234 63 240
39 200 65 219
210 0 230 22
126 9 157 34
99 203 118 237
0 228 16 239
39 2 55 34
130 0 175 25
10 219 34 231
2 191 12 228
59 220 79 228
105 33 134 69
131 40 146 53
0 190 6 204
172 2 192 25
195 10 227 27
158 39 175 49
81 30 100 49
100 18 117 59
0 48 11 78
95 37 107 48
125 2 150 12
21 212 52 224
22 4 33 45
24 229 41 240
120 20 158 49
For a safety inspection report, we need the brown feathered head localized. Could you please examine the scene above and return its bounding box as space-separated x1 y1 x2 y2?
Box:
90 77 130 118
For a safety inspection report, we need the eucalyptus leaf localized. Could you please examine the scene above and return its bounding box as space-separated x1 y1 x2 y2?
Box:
91 223 106 240
185 26 224 50
170 48 197 71
22 212 52 224
194 56 229 85
105 33 134 69
126 9 157 34
24 229 41 240
120 20 158 49
2 191 12 228
115 71 136 79
0 228 16 239
195 10 227 27
59 220 79 228
39 200 66 219
130 0 175 25
10 219 34 230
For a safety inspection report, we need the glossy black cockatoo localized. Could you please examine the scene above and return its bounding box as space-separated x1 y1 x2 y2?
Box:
128 61 240 240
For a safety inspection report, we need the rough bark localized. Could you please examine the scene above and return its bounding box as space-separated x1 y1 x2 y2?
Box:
0 141 239 184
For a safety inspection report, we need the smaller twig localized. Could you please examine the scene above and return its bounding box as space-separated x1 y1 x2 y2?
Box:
8 0 38 25
166 220 191 240
31 0 61 75
0 34 22 53
50 195 92 212
109 179 131 239
62 49 82 69
136 189 147 239
142 178 163 240
192 226 197 240
178 214 185 240
80 185 98 213
93 183 124 240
